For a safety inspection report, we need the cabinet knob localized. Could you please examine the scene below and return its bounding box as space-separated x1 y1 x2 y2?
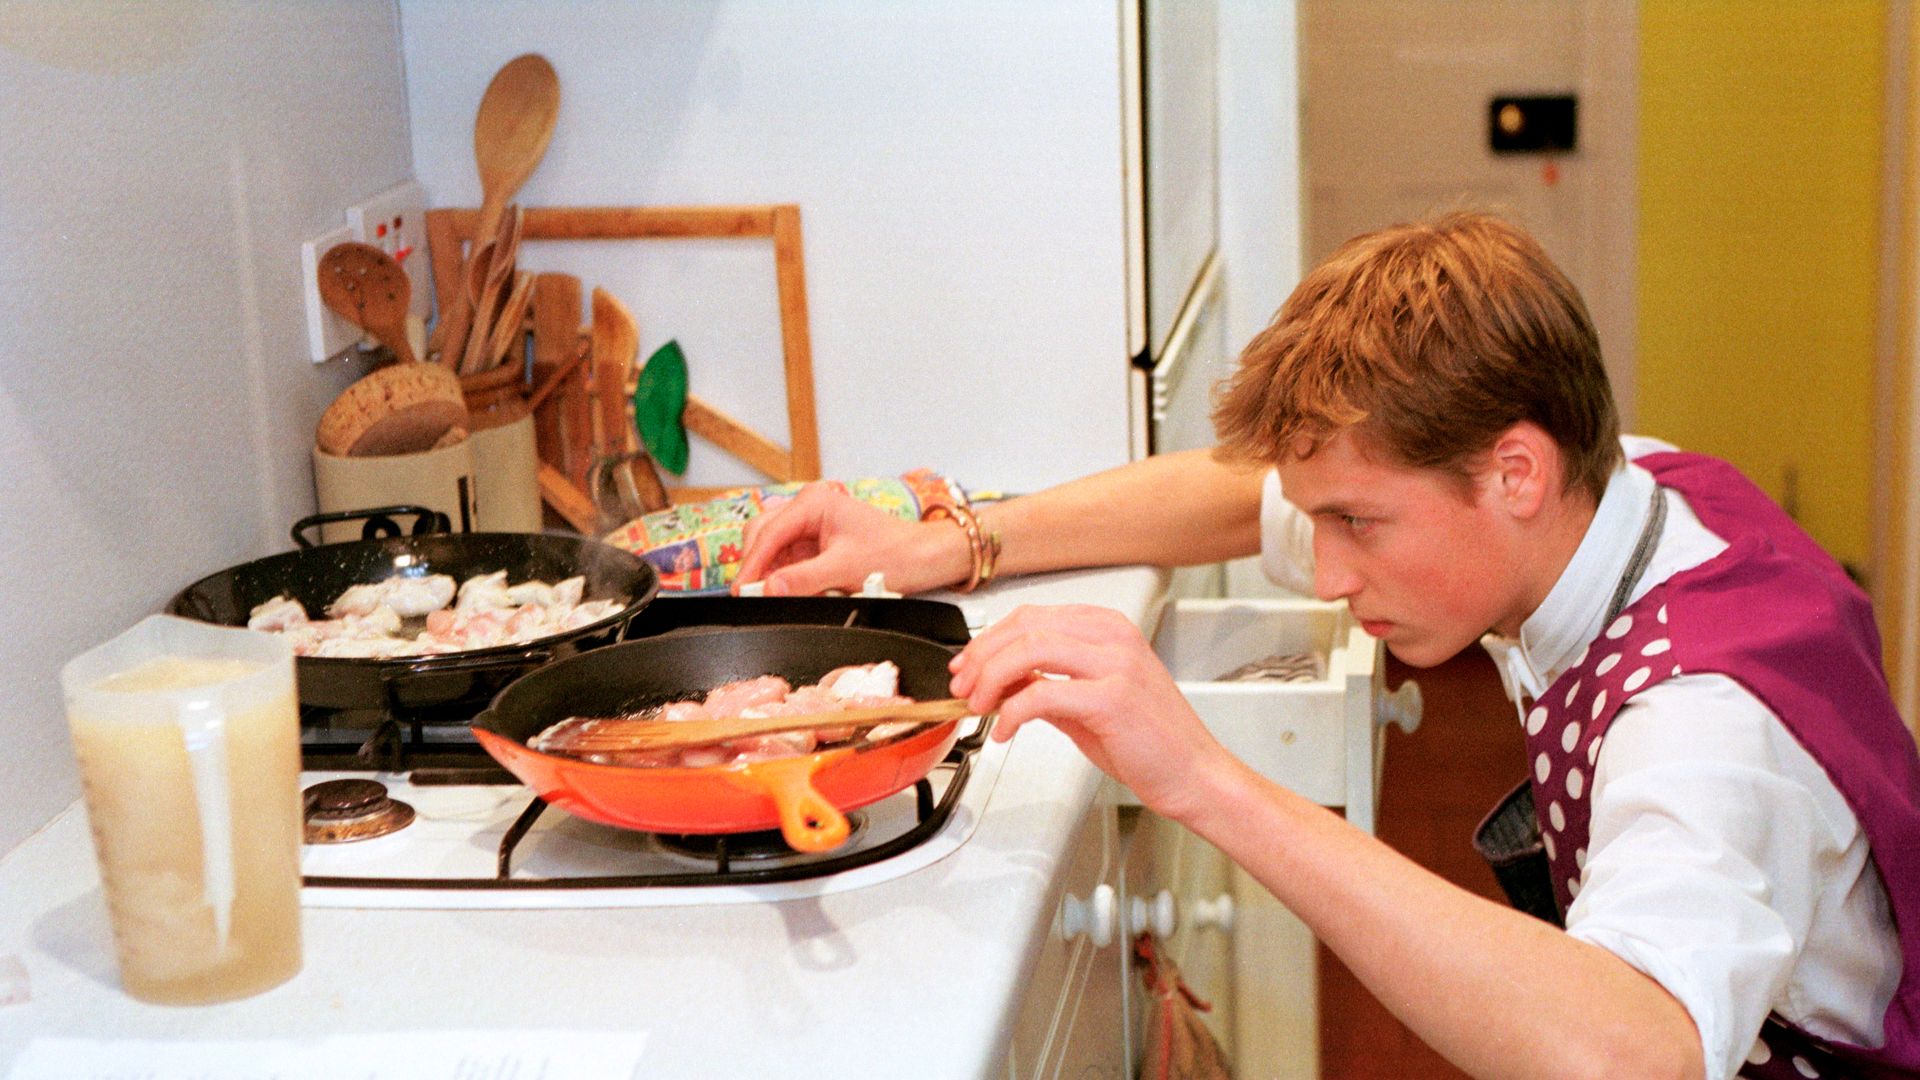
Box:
1376 680 1423 735
1128 889 1178 938
1062 883 1118 947
1190 894 1235 934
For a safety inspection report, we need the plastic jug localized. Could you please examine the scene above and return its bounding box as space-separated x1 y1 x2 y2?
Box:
59 614 302 1004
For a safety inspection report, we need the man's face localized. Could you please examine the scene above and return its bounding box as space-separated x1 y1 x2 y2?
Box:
1276 430 1523 667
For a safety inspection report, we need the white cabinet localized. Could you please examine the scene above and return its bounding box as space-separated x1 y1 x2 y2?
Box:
1120 807 1321 1080
1008 802 1128 1080
1120 806 1237 1065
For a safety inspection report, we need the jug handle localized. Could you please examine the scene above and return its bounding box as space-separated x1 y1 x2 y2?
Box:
178 699 234 948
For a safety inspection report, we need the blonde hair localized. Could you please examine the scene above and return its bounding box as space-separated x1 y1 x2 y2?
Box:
1213 212 1621 504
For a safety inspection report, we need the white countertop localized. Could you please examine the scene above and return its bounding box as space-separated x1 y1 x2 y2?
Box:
0 565 1170 1079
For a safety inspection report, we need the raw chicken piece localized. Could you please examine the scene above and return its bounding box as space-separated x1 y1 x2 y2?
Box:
311 635 418 659
551 577 586 607
702 676 793 719
821 661 901 700
725 732 818 762
676 745 733 768
659 701 712 723
504 580 555 607
560 600 622 630
382 575 457 617
327 574 456 619
247 595 309 633
456 571 512 612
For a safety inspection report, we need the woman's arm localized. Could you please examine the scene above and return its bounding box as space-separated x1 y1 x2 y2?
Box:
735 448 1268 596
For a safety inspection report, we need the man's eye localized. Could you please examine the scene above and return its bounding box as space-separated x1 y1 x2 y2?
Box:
1342 514 1372 533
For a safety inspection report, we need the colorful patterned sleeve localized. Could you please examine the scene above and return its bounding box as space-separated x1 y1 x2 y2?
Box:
599 468 968 593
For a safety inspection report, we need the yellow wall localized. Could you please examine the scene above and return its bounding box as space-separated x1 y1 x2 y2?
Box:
1637 2 1886 572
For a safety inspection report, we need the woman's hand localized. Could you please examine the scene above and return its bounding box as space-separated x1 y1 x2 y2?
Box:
948 603 1237 823
734 484 970 596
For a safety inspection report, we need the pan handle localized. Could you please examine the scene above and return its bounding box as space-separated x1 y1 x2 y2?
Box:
291 505 452 549
739 754 851 853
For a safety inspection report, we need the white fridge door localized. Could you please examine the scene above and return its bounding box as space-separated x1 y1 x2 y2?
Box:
1149 252 1229 600
1143 0 1220 363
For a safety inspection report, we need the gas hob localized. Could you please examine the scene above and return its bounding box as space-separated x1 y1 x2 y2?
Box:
298 719 1007 909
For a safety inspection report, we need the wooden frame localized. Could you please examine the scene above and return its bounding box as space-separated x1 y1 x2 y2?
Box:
423 204 822 509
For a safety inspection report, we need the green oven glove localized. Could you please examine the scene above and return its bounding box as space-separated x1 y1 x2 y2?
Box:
633 339 690 476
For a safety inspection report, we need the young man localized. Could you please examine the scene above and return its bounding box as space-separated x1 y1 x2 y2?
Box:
734 213 1920 1080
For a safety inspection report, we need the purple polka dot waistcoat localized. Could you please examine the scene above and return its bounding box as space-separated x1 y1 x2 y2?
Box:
1521 453 1920 1079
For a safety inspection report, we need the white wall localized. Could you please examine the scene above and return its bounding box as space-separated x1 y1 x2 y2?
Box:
0 1 412 852
397 0 1135 494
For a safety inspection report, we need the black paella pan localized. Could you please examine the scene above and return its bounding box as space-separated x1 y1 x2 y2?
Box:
166 507 659 720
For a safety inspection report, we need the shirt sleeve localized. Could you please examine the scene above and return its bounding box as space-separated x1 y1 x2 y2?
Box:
1564 674 1845 1080
1257 468 1316 594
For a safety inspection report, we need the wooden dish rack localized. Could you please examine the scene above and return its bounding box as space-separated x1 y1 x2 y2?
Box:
423 204 823 532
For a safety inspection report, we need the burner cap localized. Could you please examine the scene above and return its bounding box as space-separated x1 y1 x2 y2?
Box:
303 778 415 844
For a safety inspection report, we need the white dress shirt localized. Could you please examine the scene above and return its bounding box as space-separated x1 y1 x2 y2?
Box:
1258 436 1900 1080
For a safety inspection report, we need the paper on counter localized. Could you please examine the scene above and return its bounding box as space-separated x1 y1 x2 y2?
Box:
6 1030 647 1080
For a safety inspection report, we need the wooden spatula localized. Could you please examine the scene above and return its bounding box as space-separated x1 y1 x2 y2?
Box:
317 242 418 365
538 698 974 755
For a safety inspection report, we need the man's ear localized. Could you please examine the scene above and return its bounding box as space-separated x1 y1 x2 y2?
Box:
1485 422 1561 521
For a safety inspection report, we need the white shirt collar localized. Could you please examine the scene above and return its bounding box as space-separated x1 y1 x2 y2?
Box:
1481 462 1657 707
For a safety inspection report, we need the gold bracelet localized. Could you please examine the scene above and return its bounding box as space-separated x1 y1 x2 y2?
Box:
978 522 1001 586
922 502 988 592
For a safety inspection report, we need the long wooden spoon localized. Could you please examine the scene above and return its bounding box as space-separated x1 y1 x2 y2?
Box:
536 698 974 756
433 55 558 367
317 242 417 365
473 56 558 265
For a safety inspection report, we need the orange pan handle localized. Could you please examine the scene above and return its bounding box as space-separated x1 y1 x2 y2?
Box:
739 752 851 853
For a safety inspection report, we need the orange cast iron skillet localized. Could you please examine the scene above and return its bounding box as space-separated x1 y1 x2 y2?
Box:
472 625 970 852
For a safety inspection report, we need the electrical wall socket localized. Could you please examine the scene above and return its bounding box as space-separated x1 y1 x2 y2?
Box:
301 224 358 363
298 179 436 365
346 180 433 324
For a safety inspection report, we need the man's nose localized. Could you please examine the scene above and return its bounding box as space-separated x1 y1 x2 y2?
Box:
1313 544 1361 603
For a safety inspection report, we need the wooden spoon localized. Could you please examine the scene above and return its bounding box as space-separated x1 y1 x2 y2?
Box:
484 270 536 370
473 57 558 267
434 55 557 368
461 206 525 373
317 242 417 365
538 699 974 756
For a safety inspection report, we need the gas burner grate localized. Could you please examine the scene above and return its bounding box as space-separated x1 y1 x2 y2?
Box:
299 717 989 892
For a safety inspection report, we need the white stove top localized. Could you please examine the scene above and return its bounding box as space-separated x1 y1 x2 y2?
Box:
298 727 1011 909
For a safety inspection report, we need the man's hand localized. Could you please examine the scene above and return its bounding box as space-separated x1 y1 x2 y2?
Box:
947 603 1237 823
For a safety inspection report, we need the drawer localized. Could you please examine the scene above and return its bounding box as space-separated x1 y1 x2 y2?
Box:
1150 597 1418 832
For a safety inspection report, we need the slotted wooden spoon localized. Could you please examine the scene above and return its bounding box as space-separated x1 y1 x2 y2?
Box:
317 242 417 365
539 698 974 755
